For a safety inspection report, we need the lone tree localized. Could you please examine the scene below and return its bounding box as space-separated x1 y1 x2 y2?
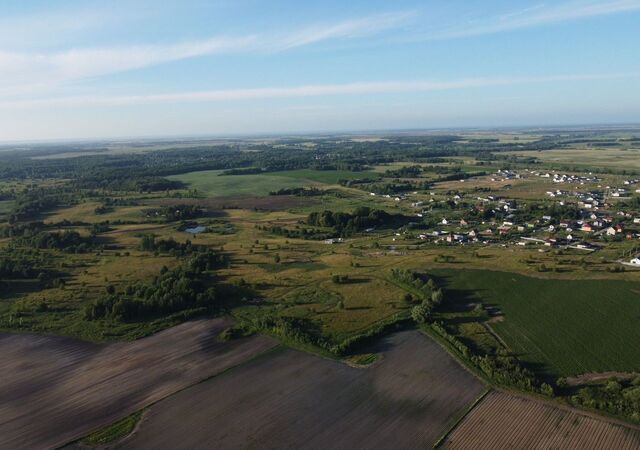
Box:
411 304 431 324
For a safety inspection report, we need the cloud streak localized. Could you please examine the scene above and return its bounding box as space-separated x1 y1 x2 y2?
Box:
420 0 640 40
2 73 634 109
0 11 410 92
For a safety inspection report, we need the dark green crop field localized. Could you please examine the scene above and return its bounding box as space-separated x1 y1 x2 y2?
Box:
434 269 640 377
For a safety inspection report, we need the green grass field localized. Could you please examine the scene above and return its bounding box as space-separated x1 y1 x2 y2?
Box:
505 147 640 171
0 200 13 218
273 169 378 184
434 269 640 378
168 169 378 197
168 170 303 197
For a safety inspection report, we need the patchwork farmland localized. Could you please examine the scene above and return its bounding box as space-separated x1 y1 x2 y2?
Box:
120 331 485 449
3 129 640 446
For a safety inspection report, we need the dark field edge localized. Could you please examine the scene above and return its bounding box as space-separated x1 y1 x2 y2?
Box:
59 344 285 449
420 326 492 384
421 326 640 432
0 308 217 344
432 389 491 449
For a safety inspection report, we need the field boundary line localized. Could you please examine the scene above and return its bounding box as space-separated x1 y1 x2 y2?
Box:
63 341 285 448
432 388 491 449
425 321 640 432
482 321 510 350
419 327 492 384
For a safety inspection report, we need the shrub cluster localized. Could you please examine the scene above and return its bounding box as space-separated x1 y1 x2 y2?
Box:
85 249 228 322
430 322 553 396
570 378 640 423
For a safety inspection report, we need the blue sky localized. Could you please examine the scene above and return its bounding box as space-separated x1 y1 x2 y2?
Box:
0 0 639 140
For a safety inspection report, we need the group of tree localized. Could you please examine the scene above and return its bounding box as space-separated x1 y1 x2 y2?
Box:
9 189 69 223
258 224 334 241
430 322 553 396
384 165 424 178
15 230 99 253
390 269 444 324
307 207 407 236
365 181 429 195
85 249 229 322
139 235 223 259
0 254 45 279
143 204 203 222
569 377 640 423
269 187 323 196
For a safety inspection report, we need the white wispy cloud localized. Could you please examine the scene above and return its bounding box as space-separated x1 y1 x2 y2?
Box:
421 0 640 40
273 11 412 50
2 73 634 109
0 11 410 93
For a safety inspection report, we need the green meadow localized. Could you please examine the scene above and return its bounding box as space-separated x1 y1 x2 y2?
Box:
434 269 640 377
168 169 379 197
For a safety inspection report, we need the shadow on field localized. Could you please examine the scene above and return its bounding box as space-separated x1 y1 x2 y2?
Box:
335 277 370 285
119 330 486 449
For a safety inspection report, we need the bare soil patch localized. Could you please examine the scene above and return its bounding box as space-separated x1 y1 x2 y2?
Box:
0 319 277 450
121 330 485 449
441 390 640 449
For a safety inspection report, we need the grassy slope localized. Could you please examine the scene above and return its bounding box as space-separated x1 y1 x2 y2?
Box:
434 269 640 377
168 170 303 197
168 169 378 197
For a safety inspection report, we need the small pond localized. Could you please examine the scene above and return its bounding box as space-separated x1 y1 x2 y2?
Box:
184 225 207 234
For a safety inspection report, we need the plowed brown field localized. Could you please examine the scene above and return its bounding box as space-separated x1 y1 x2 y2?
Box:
121 330 486 449
0 319 277 450
441 391 640 450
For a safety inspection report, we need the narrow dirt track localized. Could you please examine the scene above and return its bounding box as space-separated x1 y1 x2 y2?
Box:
121 330 486 449
0 319 277 450
441 390 640 449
